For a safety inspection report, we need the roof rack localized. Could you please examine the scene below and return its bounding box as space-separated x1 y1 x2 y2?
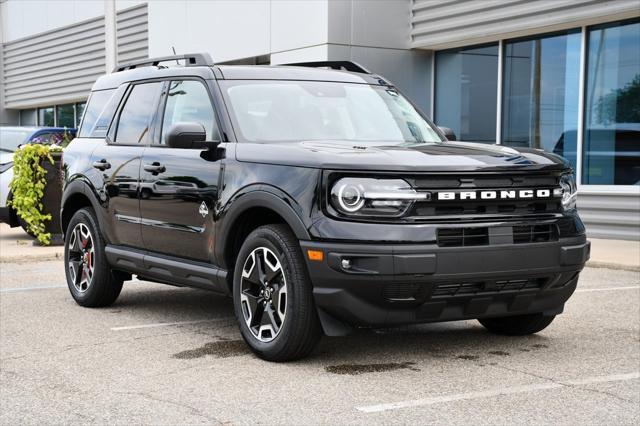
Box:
282 61 371 74
113 53 214 73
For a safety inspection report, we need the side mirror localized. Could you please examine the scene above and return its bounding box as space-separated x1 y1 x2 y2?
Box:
166 122 210 149
438 126 457 141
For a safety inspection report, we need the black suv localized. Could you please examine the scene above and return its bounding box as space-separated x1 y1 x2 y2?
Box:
61 53 589 361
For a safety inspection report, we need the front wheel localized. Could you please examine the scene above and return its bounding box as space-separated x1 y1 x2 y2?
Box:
64 208 123 307
478 313 556 336
233 224 321 361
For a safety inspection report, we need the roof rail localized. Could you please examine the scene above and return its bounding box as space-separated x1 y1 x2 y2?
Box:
282 61 371 74
113 53 214 73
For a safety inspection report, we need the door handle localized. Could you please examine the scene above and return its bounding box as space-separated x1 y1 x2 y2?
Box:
92 159 111 171
143 162 166 174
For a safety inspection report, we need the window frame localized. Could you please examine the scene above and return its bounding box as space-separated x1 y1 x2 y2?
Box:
108 80 165 146
154 77 224 147
431 19 640 191
433 41 500 143
580 18 640 189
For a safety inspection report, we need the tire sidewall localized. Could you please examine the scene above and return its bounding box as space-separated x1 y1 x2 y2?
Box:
64 208 109 304
233 227 301 355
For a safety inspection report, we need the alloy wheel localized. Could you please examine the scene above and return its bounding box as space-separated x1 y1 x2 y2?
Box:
67 223 95 293
240 247 288 342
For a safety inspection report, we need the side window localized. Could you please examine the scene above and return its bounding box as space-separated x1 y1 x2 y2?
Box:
29 132 53 144
78 89 115 138
161 80 220 144
115 82 163 144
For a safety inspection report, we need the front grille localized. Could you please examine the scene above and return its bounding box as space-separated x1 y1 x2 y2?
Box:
437 227 489 247
407 172 562 220
432 278 545 298
382 283 421 301
513 224 558 244
437 224 558 247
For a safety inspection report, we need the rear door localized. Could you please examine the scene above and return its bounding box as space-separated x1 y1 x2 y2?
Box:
139 79 223 262
92 81 163 248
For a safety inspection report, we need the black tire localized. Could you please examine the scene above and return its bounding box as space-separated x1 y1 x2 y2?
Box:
478 313 556 336
64 207 123 307
233 224 322 362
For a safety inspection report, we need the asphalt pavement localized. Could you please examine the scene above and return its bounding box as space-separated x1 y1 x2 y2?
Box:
0 259 639 424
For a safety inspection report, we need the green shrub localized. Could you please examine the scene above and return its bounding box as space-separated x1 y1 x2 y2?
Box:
8 144 62 245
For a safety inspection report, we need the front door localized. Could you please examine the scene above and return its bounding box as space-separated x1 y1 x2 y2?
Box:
92 82 163 248
139 79 223 262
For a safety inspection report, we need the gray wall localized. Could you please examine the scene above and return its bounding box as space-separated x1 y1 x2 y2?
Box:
1 3 147 111
579 190 640 240
411 0 640 49
325 0 432 114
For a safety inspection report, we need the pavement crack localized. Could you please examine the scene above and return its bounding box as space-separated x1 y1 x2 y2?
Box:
491 364 637 405
115 391 223 423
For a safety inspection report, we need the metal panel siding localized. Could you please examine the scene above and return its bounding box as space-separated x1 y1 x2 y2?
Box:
117 4 149 64
411 0 640 49
578 191 640 240
2 4 148 109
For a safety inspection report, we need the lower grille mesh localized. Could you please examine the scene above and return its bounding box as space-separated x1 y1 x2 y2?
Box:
432 278 545 297
437 224 558 247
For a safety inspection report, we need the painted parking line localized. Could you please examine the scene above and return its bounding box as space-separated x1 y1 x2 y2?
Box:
575 285 639 293
355 372 640 413
110 317 234 331
0 285 67 293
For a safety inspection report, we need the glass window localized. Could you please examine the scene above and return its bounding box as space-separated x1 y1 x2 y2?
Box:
38 107 54 126
584 20 640 185
0 128 31 152
223 81 442 144
19 109 36 126
56 103 75 128
75 102 86 127
79 89 115 138
435 44 498 142
161 80 220 144
115 82 163 144
502 31 581 170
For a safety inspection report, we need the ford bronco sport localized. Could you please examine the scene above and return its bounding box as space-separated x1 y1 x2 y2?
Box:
61 53 590 361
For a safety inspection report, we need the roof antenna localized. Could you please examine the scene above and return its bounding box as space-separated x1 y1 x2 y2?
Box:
171 46 180 65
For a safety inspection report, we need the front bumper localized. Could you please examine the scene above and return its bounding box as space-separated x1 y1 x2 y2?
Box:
301 236 589 334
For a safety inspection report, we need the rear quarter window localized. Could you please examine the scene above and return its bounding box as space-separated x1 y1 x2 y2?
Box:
78 89 116 138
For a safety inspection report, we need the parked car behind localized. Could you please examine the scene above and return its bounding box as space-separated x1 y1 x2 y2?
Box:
0 126 76 234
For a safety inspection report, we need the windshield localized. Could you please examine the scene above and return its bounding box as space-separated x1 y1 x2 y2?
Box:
0 128 31 152
223 81 442 144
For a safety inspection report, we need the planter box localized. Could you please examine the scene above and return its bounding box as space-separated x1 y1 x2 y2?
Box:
41 151 63 237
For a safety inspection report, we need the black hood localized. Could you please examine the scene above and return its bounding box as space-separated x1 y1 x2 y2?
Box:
235 141 570 172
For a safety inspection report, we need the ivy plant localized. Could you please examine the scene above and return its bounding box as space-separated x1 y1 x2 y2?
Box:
8 144 63 245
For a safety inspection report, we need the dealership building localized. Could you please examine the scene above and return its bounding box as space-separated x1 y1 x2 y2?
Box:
1 0 638 239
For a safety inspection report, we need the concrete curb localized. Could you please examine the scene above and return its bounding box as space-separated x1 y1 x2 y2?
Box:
586 261 640 273
0 252 63 264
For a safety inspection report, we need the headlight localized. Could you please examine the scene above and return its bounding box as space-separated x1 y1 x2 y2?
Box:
330 177 428 217
554 174 577 210
0 162 12 174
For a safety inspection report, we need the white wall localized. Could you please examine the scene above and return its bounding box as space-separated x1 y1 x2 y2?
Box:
147 0 329 62
0 0 144 42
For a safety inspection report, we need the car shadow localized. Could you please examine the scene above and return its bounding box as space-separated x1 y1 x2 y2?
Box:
110 282 552 364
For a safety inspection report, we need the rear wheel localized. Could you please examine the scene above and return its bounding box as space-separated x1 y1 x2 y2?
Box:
478 313 556 336
233 224 321 361
64 208 123 307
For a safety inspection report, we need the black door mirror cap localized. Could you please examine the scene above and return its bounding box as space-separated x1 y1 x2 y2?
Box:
166 122 219 149
437 126 457 141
